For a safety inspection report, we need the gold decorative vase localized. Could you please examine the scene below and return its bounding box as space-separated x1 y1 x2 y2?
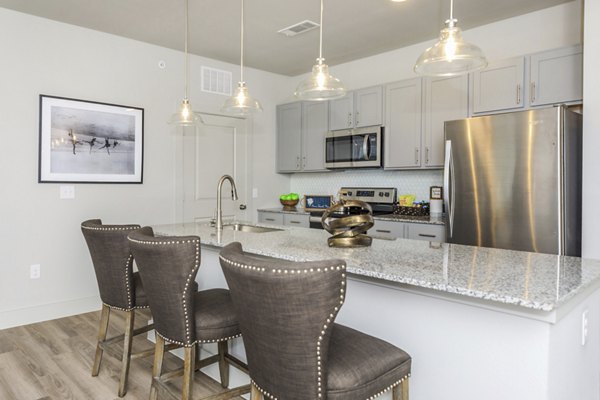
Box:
321 200 374 248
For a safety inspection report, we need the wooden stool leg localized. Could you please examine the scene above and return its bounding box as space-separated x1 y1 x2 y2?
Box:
150 335 165 400
118 310 135 397
182 346 196 400
392 378 409 400
218 341 229 388
250 382 263 400
194 343 201 372
92 304 110 376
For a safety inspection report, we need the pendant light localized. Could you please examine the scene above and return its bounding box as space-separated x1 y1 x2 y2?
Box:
295 0 346 101
414 0 487 77
169 0 202 127
222 0 262 116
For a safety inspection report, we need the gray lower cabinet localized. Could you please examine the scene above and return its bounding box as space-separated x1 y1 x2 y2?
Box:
276 101 329 173
283 213 310 228
529 45 583 107
371 219 445 243
384 78 422 169
258 212 284 225
423 75 469 168
258 211 309 228
406 223 446 242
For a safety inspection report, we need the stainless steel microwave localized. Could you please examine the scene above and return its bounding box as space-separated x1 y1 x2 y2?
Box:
325 126 383 169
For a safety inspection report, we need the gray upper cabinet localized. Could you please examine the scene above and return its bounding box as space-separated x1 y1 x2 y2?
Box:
529 45 583 107
329 94 354 130
302 101 329 172
423 75 469 168
329 86 383 130
277 101 329 173
355 86 384 127
471 57 526 114
384 78 422 169
276 102 302 172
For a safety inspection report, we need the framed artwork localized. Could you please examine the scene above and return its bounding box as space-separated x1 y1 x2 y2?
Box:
38 95 144 183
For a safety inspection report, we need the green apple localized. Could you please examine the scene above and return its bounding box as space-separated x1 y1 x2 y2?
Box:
290 193 299 200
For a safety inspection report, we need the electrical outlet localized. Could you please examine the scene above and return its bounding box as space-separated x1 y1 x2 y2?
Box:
252 188 259 198
30 264 41 279
60 185 75 199
581 310 589 346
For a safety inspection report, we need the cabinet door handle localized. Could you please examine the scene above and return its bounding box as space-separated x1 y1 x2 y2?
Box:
356 111 360 126
418 233 436 238
516 84 521 104
289 221 301 224
376 229 391 233
425 147 430 165
530 82 536 104
302 156 306 169
296 156 300 169
265 218 275 222
415 147 419 164
348 112 352 127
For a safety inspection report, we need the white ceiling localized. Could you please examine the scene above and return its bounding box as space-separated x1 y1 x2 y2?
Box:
0 0 571 76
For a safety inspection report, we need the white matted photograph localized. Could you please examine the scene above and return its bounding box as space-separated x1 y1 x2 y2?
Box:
38 95 144 183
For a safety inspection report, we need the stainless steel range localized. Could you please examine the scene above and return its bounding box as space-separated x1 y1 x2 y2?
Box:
309 187 398 229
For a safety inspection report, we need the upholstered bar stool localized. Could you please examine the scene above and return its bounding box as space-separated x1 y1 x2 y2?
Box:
219 242 412 400
81 219 156 397
127 227 250 400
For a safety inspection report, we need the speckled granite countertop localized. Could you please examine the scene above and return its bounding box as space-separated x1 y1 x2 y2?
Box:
154 222 600 312
258 208 445 225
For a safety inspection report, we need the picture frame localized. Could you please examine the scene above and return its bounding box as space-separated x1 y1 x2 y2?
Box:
38 95 144 183
430 186 443 200
303 195 334 211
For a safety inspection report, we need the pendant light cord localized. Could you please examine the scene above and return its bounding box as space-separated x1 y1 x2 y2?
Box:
448 0 456 27
240 0 244 83
319 0 323 61
184 0 189 99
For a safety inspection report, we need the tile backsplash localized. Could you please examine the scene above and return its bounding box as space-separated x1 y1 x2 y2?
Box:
290 169 443 201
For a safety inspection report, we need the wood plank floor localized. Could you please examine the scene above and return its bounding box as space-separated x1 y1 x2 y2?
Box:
0 309 245 400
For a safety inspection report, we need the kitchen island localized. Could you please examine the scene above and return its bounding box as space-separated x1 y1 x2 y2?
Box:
154 222 600 400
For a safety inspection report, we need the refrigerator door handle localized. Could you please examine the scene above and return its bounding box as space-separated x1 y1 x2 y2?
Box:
444 140 454 238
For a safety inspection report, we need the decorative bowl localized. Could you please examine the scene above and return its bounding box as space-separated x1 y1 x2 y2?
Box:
280 199 299 210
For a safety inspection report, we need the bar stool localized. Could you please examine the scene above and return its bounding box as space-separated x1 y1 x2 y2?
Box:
127 227 250 400
219 242 412 400
81 219 156 397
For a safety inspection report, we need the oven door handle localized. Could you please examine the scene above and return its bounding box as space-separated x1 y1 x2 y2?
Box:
362 135 369 161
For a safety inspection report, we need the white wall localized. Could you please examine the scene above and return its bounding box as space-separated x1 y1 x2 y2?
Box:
582 0 600 259
289 1 582 199
0 7 290 328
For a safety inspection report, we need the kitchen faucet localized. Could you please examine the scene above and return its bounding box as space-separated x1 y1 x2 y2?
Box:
215 174 238 230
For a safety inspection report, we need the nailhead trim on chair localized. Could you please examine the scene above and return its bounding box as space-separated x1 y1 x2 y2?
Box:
124 254 133 308
82 225 140 231
366 374 411 400
219 254 346 399
129 236 243 347
103 302 149 312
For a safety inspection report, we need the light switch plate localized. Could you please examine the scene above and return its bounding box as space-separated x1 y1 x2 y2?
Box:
252 188 259 198
60 185 75 199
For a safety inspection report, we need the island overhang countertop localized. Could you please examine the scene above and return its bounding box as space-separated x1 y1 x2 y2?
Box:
153 222 600 314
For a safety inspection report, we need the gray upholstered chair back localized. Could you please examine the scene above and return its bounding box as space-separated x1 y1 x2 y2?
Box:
219 242 347 400
81 219 141 310
127 227 200 346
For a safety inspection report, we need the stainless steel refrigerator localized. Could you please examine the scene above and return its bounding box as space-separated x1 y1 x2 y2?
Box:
443 105 582 256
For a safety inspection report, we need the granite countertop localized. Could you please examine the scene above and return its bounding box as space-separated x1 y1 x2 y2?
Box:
258 208 445 225
153 222 600 313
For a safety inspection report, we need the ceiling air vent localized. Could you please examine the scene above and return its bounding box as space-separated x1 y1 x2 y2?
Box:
278 20 319 37
201 66 232 96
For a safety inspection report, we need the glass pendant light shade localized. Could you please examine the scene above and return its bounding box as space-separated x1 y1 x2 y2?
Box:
222 82 263 116
222 0 262 116
295 0 346 101
414 0 487 77
414 21 487 76
169 98 203 126
295 59 346 101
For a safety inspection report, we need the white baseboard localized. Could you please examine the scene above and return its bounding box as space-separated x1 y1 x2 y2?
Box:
0 295 102 330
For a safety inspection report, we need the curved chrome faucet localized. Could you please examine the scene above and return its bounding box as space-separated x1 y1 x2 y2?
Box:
216 175 238 231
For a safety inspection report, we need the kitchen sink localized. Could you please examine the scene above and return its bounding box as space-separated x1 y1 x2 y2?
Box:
223 223 283 233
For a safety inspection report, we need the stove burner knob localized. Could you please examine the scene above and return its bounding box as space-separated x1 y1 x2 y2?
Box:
379 192 384 197
348 191 353 196
385 193 390 197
